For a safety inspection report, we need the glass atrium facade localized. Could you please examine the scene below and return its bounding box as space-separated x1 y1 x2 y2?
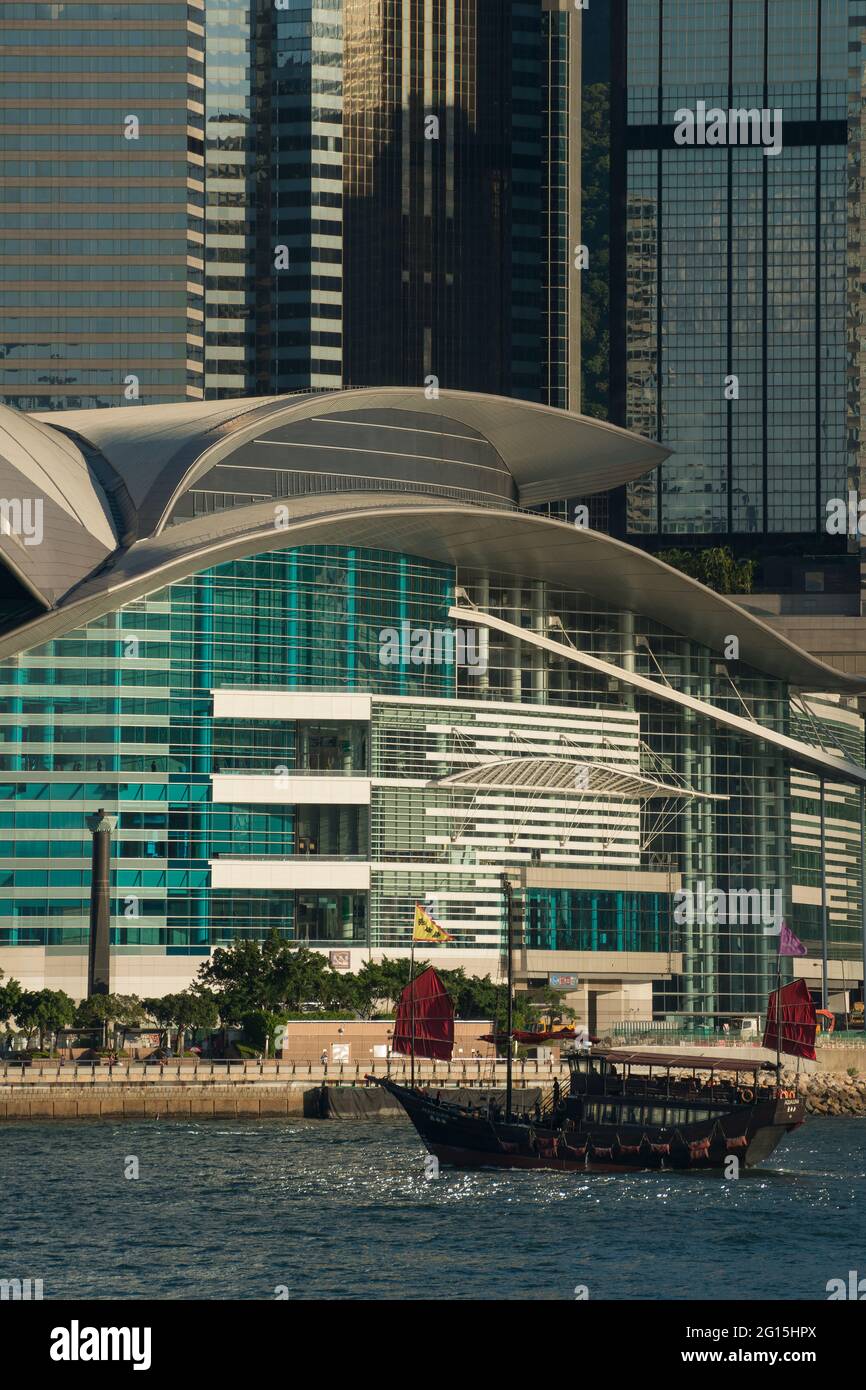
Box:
0 540 861 1018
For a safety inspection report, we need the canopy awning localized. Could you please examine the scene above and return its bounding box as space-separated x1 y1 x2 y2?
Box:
589 1049 771 1073
434 757 720 801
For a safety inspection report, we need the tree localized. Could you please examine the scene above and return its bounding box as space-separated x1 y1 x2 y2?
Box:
348 959 413 1017
195 933 346 1021
0 970 22 1035
437 968 502 1021
523 986 578 1029
144 991 219 1055
74 993 146 1049
656 546 756 595
15 989 75 1053
239 1009 284 1058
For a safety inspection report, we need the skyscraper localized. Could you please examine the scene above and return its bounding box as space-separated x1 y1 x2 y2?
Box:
0 1 582 411
596 0 859 613
257 0 581 403
0 0 206 411
203 0 258 397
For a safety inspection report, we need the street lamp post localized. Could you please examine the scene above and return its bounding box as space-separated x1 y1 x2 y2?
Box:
85 808 117 997
501 869 524 1123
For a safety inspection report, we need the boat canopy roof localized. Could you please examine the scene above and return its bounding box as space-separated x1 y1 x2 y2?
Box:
584 1049 771 1074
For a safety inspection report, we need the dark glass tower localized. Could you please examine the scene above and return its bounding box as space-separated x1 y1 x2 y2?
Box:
253 0 582 405
339 0 512 395
599 0 858 604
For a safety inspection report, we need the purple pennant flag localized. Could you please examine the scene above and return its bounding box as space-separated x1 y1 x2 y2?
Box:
778 920 807 957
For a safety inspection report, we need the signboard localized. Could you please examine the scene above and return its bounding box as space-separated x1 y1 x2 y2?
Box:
549 973 578 990
329 950 351 971
331 1042 350 1064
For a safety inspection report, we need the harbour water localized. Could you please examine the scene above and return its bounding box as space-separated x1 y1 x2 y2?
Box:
3 1115 864 1300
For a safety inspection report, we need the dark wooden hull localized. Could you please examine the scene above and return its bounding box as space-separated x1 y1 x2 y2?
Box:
372 1077 805 1173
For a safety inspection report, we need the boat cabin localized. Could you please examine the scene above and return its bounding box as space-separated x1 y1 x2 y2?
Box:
566 1049 783 1118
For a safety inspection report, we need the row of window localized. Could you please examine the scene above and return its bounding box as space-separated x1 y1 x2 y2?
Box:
584 1102 716 1128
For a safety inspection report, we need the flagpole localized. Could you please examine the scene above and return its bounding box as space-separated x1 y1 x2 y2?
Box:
820 777 829 1011
502 874 514 1124
775 950 782 1087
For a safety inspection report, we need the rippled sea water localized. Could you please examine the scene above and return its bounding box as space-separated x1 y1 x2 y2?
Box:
2 1115 864 1300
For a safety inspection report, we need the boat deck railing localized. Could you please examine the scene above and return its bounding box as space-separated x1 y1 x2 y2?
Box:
571 1075 779 1106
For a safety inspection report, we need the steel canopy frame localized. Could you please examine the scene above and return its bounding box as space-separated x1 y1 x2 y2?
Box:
433 756 722 857
450 605 866 788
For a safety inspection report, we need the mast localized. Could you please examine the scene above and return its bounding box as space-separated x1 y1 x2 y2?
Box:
502 874 515 1122
409 930 416 1089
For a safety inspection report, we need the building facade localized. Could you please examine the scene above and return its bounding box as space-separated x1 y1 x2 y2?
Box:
595 0 861 614
0 390 863 1030
0 0 206 411
255 0 581 403
0 1 581 410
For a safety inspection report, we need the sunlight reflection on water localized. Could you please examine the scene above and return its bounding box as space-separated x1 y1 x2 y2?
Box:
1 1115 863 1300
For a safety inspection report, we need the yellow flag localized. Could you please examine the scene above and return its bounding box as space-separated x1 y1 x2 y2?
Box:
413 902 453 943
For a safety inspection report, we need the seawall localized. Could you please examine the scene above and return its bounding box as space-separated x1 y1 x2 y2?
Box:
0 1084 314 1120
3 1073 866 1120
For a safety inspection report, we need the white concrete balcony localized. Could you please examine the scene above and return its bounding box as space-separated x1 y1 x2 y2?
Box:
211 773 371 805
212 690 372 721
210 857 370 890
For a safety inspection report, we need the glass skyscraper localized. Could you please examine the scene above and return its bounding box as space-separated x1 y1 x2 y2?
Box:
0 0 581 410
0 0 205 410
256 0 581 403
596 0 859 605
203 0 257 397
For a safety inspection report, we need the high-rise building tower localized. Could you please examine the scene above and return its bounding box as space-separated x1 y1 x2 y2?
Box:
0 2 581 411
0 0 206 411
594 0 859 612
203 0 258 398
254 0 581 404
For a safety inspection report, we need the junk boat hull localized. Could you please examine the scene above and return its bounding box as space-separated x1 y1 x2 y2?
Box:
371 1052 805 1173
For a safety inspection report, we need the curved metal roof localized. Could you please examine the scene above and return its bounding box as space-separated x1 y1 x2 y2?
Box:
0 390 862 709
0 389 671 607
34 388 670 536
0 404 116 607
0 489 862 701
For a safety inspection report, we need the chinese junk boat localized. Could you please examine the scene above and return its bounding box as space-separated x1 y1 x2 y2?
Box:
373 1048 806 1172
372 971 816 1172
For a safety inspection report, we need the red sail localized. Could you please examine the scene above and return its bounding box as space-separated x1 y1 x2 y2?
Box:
762 979 818 1060
392 967 454 1061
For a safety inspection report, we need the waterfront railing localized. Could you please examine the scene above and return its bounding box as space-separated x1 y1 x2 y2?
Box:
0 1057 570 1088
